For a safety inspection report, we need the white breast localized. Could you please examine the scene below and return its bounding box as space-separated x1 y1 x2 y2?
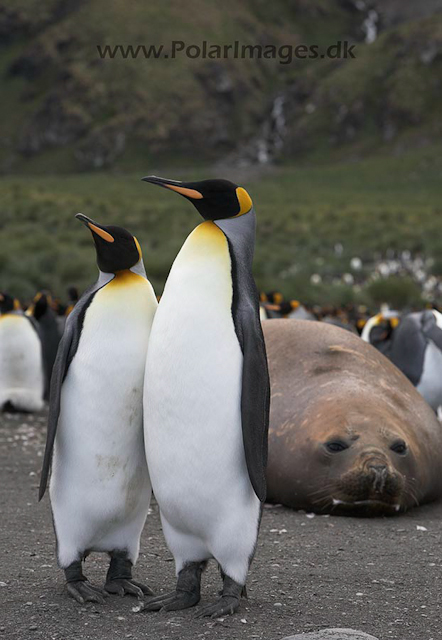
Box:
50 273 157 566
144 223 255 531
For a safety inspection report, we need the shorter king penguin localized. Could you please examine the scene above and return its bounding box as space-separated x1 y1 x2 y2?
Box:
0 293 44 412
141 177 270 618
39 215 157 604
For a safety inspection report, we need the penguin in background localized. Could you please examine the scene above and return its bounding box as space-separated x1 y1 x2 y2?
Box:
141 177 270 618
39 215 157 604
27 291 61 400
389 309 442 412
0 292 44 412
361 311 400 358
65 286 79 316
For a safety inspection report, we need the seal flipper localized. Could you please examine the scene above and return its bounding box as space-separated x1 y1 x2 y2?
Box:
216 210 270 502
38 277 112 500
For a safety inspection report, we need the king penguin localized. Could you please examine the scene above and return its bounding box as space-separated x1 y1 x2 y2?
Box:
0 292 44 412
389 309 442 412
26 291 61 400
141 177 270 618
39 215 157 604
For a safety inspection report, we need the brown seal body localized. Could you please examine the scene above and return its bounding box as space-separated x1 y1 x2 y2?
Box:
264 319 442 516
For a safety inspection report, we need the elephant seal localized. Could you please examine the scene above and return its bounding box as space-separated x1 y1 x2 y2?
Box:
264 319 442 516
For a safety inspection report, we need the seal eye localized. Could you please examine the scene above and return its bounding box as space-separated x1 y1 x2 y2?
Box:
391 440 407 455
325 441 349 453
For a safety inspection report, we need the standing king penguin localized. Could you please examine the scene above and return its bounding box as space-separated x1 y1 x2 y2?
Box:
141 177 270 618
39 215 157 604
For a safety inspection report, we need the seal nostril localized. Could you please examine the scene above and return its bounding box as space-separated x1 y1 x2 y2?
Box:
369 464 387 472
368 464 388 492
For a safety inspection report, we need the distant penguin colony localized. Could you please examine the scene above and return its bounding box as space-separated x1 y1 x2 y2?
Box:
39 215 157 604
0 292 44 412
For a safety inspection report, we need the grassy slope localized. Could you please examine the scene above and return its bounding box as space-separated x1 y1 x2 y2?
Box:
1 147 441 304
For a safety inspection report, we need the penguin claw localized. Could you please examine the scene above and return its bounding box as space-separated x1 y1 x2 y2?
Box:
104 578 153 599
195 596 240 618
66 580 108 605
139 590 200 612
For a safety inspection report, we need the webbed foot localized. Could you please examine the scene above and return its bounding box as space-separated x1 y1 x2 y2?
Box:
139 561 203 612
196 575 243 618
64 560 107 605
105 550 153 599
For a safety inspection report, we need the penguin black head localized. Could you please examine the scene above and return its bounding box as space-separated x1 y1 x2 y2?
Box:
141 176 253 220
76 214 142 274
29 291 52 320
0 292 15 314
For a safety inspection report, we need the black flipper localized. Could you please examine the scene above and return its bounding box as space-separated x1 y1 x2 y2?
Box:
215 210 270 502
38 276 112 500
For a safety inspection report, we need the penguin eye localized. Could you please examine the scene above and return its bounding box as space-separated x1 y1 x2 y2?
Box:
325 440 349 453
391 440 407 455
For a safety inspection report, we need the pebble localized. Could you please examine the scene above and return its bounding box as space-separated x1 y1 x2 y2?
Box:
282 630 379 640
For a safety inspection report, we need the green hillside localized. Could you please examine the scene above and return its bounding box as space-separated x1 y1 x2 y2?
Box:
1 146 441 306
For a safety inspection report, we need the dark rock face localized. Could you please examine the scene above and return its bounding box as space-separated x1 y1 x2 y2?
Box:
1 0 442 171
19 94 91 155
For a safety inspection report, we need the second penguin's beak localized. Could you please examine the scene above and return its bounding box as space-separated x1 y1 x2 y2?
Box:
141 176 203 200
76 213 115 243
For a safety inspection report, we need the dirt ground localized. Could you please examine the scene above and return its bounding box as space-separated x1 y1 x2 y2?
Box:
1 410 441 640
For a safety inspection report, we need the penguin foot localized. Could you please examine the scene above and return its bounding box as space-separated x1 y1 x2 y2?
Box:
104 550 153 599
140 589 200 612
140 561 204 612
66 580 108 605
196 575 243 618
64 560 108 605
195 595 240 618
104 578 153 599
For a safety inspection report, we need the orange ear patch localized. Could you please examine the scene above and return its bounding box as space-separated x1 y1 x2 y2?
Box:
235 187 253 215
134 237 142 260
88 223 114 243
164 184 203 199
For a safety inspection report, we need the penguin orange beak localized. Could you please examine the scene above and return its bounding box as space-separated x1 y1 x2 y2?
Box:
141 176 203 200
76 214 115 243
